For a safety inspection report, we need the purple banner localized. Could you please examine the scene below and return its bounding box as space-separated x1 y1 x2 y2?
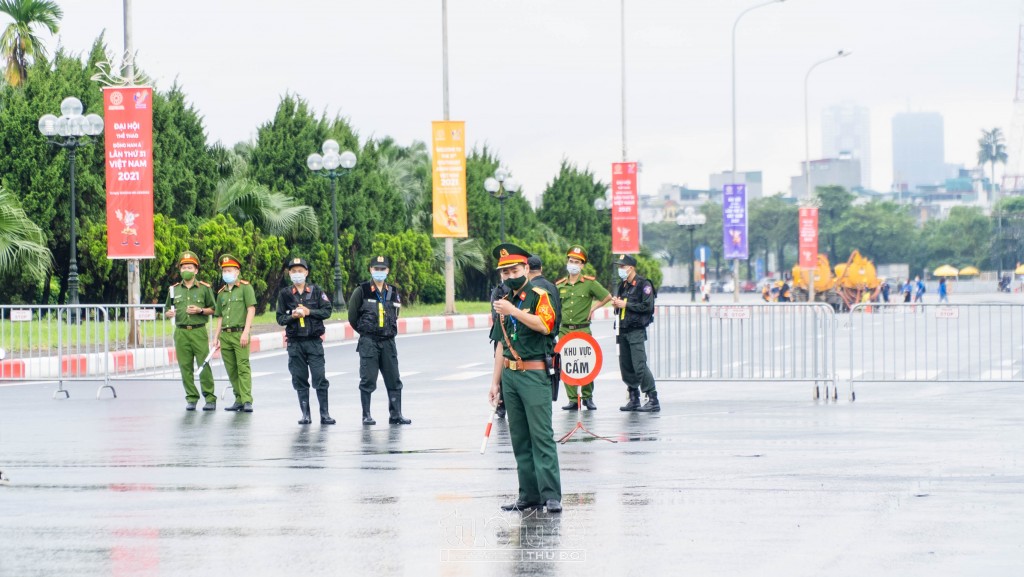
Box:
722 184 749 260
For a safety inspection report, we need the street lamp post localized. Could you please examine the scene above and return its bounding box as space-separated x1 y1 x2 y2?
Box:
676 207 707 303
484 168 520 242
804 50 850 200
307 140 357 308
731 0 784 303
39 97 104 306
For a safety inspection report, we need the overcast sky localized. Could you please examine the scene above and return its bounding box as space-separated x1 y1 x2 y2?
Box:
43 0 1022 203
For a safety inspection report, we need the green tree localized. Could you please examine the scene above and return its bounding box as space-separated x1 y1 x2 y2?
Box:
370 230 436 304
978 128 1007 198
0 187 50 287
214 177 318 239
816 185 856 264
537 160 613 283
749 196 797 276
833 201 916 266
0 0 61 86
378 136 431 230
918 206 992 273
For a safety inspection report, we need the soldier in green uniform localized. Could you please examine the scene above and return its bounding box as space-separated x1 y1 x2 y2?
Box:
555 245 611 411
164 251 217 411
213 254 257 412
276 257 334 425
348 255 412 426
489 243 562 513
610 254 660 412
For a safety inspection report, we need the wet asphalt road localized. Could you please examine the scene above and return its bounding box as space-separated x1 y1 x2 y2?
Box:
1 317 1023 577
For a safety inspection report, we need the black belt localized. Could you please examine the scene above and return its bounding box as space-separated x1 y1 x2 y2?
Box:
564 323 590 330
223 327 245 333
177 324 206 330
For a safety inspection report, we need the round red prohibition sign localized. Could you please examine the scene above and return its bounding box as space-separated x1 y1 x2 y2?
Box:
554 331 603 386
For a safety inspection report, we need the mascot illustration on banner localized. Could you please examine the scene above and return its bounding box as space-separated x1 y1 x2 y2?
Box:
115 209 141 246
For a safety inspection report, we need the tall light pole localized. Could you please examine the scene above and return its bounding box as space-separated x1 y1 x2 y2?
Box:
731 0 784 302
484 168 520 242
307 141 357 309
39 98 104 306
804 50 850 199
440 0 457 314
677 207 707 303
621 0 627 163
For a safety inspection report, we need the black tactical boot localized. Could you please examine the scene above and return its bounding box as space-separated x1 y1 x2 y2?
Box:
317 389 335 425
361 391 375 425
297 390 311 425
637 391 661 412
619 389 641 411
388 391 412 425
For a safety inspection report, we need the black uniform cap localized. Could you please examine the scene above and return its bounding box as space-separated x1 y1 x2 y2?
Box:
614 254 638 267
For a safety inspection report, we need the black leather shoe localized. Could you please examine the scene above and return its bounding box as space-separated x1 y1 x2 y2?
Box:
389 416 412 425
561 401 579 411
241 402 253 413
583 398 597 411
224 401 243 412
202 401 216 411
185 401 197 411
544 499 562 513
494 405 506 419
500 500 542 512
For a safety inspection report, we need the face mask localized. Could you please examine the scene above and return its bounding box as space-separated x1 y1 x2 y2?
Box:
618 268 629 281
180 270 195 281
222 272 237 284
371 271 388 283
290 273 306 284
566 264 582 276
503 275 526 290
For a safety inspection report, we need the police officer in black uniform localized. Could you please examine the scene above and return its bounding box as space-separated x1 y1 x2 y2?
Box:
610 254 660 412
276 257 335 425
348 255 412 426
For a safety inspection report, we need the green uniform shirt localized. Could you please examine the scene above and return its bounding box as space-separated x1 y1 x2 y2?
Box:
557 276 609 332
215 281 257 327
165 281 216 326
489 281 556 361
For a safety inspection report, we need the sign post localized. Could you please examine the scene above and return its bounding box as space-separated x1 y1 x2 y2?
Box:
610 162 640 254
798 206 819 302
722 184 748 302
554 332 617 444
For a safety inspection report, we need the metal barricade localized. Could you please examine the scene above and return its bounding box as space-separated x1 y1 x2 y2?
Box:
648 303 837 399
0 305 111 398
105 304 178 381
846 303 1024 398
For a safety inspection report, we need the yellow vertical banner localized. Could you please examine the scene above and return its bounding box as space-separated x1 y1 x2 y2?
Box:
431 120 468 238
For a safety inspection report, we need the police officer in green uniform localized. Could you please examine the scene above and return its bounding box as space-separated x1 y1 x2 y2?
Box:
489 243 562 513
276 257 334 425
555 245 611 410
164 251 217 411
213 254 256 412
347 255 411 426
611 254 660 412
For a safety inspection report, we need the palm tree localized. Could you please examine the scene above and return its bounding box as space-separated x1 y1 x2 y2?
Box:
377 137 430 229
0 187 51 281
978 128 1008 199
214 177 319 239
431 237 485 288
0 0 62 86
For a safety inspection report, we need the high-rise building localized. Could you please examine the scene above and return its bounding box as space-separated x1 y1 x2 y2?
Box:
822 104 871 188
892 112 945 191
709 171 763 199
790 155 862 197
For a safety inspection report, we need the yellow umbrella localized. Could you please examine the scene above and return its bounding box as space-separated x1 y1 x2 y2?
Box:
1016 264 1024 275
958 266 980 276
933 264 959 277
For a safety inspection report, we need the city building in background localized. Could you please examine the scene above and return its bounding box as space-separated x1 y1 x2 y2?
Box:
789 154 862 197
892 112 946 192
709 170 763 199
822 104 872 188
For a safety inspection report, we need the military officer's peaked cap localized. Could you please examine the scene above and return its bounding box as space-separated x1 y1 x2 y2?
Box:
566 245 588 263
493 243 530 270
369 255 391 269
218 254 241 269
178 251 200 268
286 257 310 271
614 254 638 267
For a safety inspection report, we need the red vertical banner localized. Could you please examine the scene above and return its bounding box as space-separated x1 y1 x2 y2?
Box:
798 207 819 268
104 86 154 258
610 162 640 254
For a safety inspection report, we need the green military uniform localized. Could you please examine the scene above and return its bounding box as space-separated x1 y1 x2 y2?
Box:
165 251 217 409
215 254 257 410
490 243 561 510
557 275 609 401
